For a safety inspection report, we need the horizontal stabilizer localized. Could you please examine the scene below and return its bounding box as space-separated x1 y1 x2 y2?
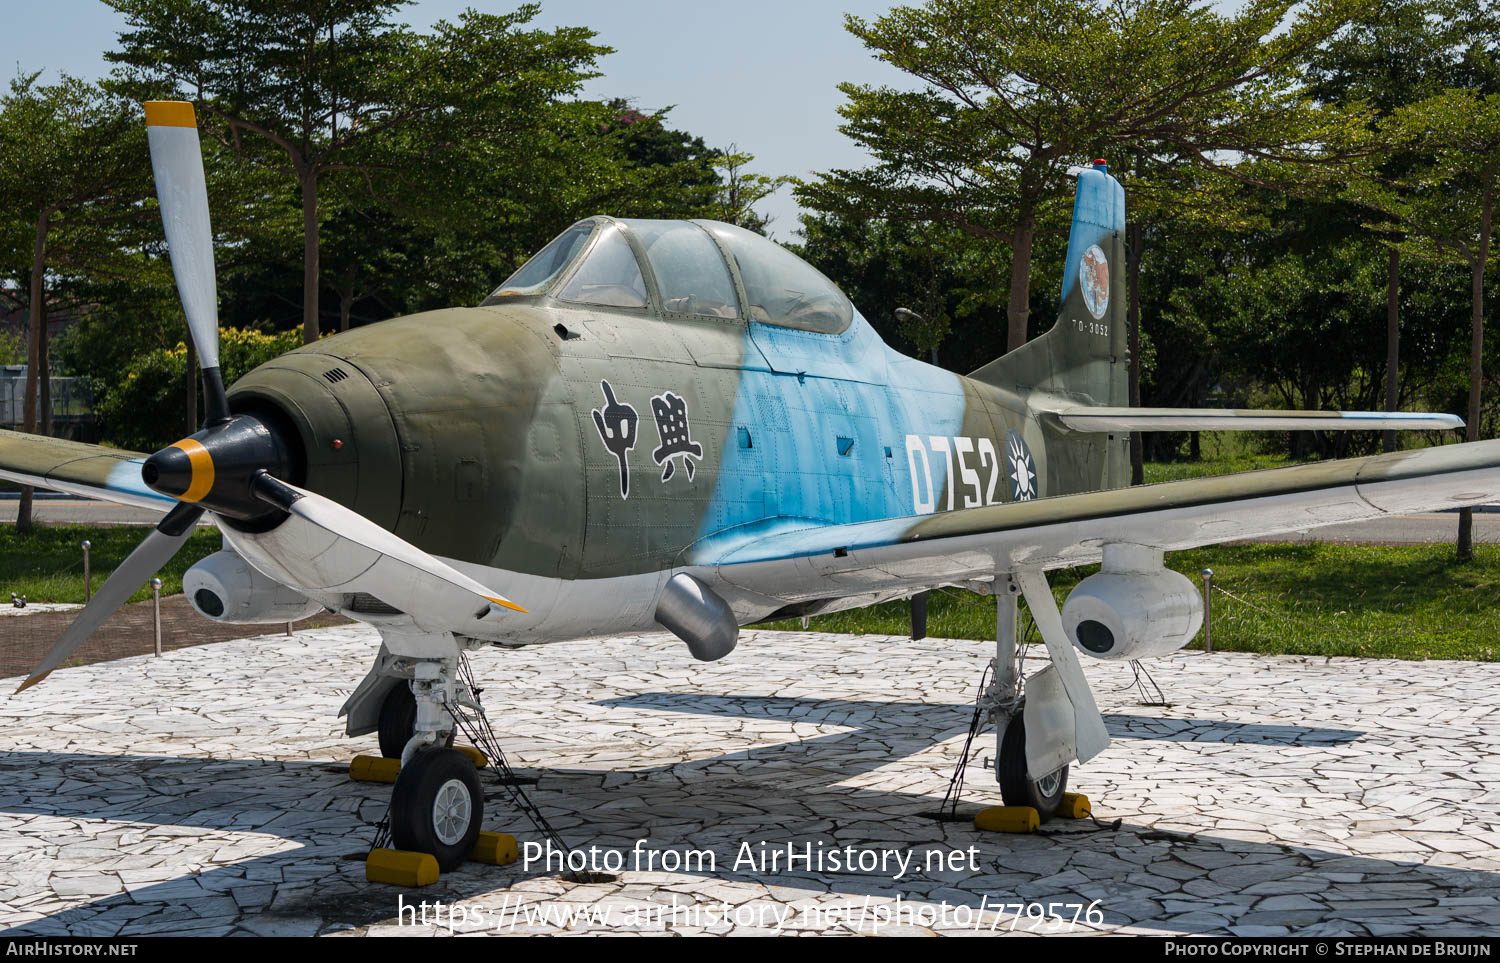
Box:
1048 407 1464 433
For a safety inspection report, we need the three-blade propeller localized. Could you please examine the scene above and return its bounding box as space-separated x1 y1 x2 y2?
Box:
13 101 522 693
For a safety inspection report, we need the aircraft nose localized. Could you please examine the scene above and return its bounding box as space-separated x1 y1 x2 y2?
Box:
142 440 212 501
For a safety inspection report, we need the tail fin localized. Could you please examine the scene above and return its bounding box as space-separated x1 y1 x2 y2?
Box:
970 161 1128 409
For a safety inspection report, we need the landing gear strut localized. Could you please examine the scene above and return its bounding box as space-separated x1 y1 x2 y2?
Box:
377 683 453 759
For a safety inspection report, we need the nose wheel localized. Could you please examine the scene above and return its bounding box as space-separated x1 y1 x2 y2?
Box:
390 747 484 871
996 710 1068 821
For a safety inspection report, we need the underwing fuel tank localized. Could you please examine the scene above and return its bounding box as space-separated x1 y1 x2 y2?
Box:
184 549 324 623
1060 544 1204 660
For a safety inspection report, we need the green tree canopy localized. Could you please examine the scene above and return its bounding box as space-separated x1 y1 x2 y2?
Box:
800 0 1367 352
105 0 610 344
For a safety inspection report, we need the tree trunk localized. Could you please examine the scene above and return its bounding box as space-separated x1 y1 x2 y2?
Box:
300 167 321 345
38 298 50 438
1457 171 1492 563
339 283 353 332
1127 220 1145 485
1383 246 1399 455
1005 206 1036 353
16 212 48 535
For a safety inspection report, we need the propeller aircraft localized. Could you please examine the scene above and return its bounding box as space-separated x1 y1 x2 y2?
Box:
4 102 1499 872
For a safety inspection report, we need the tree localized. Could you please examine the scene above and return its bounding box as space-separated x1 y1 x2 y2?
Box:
0 73 150 533
106 0 609 344
714 146 793 234
1354 88 1500 560
799 0 1367 354
1307 0 1470 453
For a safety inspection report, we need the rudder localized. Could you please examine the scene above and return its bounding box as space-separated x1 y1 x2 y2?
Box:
971 161 1128 408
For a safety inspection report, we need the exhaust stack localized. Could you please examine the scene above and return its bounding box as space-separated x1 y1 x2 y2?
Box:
656 573 739 662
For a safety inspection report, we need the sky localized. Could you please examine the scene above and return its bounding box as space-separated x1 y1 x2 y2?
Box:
0 0 910 238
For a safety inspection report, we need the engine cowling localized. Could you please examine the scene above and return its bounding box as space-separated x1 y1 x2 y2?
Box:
1060 545 1203 660
183 549 324 624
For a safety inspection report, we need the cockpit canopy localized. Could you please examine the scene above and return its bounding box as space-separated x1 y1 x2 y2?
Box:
487 217 853 335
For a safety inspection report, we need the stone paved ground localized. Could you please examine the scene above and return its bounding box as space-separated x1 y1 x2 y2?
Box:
0 625 1497 937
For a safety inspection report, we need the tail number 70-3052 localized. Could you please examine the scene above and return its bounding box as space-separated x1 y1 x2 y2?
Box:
905 434 1002 514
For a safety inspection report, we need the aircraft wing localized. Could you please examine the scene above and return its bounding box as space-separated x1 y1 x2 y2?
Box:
692 441 1500 608
0 430 175 513
1046 407 1464 433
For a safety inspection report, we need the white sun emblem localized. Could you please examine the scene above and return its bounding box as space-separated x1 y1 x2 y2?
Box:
1006 431 1037 501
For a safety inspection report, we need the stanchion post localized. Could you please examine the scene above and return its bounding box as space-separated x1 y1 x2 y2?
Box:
81 540 91 602
1200 568 1214 654
151 578 163 657
286 621 293 637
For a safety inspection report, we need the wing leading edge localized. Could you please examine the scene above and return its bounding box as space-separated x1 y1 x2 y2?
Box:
0 431 173 512
692 440 1500 608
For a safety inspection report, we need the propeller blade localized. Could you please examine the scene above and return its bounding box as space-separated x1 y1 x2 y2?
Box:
145 100 227 424
249 473 526 619
14 503 205 693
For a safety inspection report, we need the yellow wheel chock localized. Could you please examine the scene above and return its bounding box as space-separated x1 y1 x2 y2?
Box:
366 848 439 886
455 745 489 768
1058 792 1092 819
470 831 518 866
350 746 487 783
974 806 1040 833
348 755 402 784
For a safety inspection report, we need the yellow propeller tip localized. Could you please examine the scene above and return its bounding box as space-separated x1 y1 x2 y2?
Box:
144 100 197 128
487 597 528 614
13 671 50 694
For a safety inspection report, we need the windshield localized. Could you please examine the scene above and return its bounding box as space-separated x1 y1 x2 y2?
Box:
556 223 648 309
490 222 594 298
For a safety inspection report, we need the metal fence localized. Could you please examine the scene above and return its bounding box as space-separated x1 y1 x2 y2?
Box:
0 367 95 429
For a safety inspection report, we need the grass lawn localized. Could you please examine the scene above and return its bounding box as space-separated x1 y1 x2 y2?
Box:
0 524 222 605
761 542 1500 661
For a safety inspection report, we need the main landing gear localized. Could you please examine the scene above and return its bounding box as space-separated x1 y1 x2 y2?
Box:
984 575 1071 822
996 711 1068 817
957 569 1112 830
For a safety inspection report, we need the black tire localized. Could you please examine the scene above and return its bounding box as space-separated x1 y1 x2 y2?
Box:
997 709 1068 822
377 683 453 759
390 747 484 871
377 683 417 759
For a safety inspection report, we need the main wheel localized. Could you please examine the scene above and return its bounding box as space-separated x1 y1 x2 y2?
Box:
377 682 453 759
997 710 1068 821
390 747 484 871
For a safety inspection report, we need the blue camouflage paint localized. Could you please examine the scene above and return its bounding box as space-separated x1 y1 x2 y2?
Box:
106 459 177 506
688 308 968 564
1058 166 1126 305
